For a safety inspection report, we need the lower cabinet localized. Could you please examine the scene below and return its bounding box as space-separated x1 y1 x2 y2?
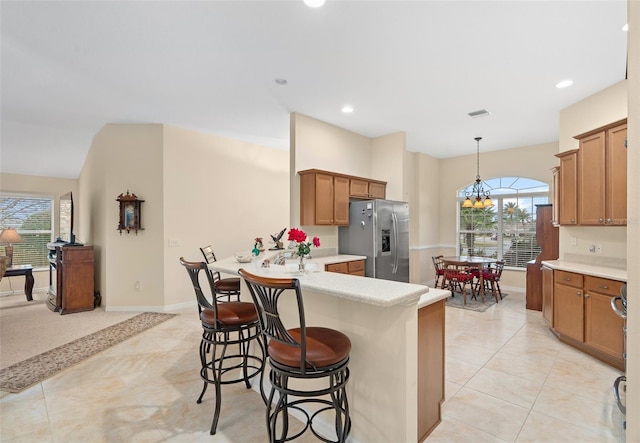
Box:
325 259 365 276
551 269 624 370
541 266 554 325
418 299 444 442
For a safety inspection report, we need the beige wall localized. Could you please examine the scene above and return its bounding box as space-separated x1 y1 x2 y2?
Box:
0 173 79 295
625 0 638 439
79 123 289 310
557 80 628 263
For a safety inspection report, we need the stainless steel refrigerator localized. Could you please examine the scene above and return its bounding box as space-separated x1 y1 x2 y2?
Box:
338 199 409 282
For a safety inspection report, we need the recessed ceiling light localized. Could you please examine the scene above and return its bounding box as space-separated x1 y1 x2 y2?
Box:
341 105 354 113
622 23 629 32
303 0 326 8
275 78 288 86
556 79 573 89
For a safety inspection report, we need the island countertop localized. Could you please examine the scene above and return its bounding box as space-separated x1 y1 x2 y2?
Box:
209 254 443 308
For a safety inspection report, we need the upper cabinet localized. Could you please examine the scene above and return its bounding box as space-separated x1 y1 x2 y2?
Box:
350 178 387 199
298 169 387 226
555 150 578 226
554 119 627 227
575 119 627 226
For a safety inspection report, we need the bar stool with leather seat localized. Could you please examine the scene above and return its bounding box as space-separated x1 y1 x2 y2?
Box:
200 245 242 302
238 268 351 443
180 257 265 435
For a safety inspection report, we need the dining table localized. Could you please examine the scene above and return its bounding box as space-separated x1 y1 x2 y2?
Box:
441 256 498 302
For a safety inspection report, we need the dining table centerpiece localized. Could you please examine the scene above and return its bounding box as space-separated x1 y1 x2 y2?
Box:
287 228 320 273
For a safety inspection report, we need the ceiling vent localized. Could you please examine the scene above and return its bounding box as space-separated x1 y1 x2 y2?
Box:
468 109 491 118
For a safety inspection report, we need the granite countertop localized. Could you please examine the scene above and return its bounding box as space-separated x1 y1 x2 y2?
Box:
209 254 435 308
541 259 627 282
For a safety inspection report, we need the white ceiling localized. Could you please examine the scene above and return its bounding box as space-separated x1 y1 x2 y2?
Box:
0 0 628 179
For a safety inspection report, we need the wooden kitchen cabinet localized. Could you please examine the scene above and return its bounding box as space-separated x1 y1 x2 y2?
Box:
325 259 365 276
350 178 386 199
553 270 584 341
526 204 558 311
299 170 349 226
299 169 387 226
575 119 627 226
584 276 624 360
554 149 578 225
418 299 444 441
542 265 554 325
551 269 624 370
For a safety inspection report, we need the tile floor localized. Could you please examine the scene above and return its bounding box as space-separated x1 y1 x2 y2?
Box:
0 289 625 442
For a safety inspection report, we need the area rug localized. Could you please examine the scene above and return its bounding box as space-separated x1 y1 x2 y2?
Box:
0 312 176 393
444 290 508 312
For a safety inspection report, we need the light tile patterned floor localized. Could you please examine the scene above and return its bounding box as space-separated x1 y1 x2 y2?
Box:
0 290 625 442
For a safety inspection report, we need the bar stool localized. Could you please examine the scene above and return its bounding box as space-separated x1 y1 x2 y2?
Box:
180 257 265 435
238 268 351 443
200 245 242 302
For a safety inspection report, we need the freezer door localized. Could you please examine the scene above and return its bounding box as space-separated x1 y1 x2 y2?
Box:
338 201 376 277
393 201 410 282
374 200 396 280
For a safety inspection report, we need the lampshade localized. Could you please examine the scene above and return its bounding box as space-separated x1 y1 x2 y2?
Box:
0 228 23 244
461 137 493 209
0 228 23 268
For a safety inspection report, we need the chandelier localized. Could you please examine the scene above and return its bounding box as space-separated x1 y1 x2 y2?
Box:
462 137 494 209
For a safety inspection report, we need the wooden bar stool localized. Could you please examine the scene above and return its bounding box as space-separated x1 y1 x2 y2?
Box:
180 257 265 435
238 268 352 443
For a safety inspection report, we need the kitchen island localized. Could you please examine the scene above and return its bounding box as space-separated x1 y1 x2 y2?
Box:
210 253 450 442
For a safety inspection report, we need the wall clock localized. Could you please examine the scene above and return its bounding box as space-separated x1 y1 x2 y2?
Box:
116 191 144 235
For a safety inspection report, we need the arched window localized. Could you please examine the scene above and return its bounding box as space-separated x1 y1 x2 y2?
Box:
457 177 549 269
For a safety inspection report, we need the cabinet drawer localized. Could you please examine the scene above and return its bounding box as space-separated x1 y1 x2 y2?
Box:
325 263 348 274
348 260 365 273
555 270 583 288
584 276 624 297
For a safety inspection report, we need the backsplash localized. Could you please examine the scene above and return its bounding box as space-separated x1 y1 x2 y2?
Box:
563 252 627 270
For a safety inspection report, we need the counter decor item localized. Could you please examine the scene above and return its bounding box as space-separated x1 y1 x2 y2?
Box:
269 228 286 250
287 228 320 273
254 237 265 252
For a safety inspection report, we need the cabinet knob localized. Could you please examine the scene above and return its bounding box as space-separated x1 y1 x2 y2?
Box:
600 285 609 290
584 292 590 298
599 218 604 223
571 218 575 223
577 291 582 296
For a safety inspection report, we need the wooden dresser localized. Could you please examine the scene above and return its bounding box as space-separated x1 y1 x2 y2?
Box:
47 245 95 314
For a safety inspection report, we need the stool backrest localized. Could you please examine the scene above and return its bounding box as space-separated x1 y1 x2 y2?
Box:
179 257 218 319
238 268 309 372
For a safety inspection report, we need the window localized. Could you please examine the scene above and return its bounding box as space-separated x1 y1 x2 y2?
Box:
0 194 53 268
457 177 549 268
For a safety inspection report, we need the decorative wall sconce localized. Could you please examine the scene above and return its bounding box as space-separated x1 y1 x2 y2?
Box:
116 191 144 235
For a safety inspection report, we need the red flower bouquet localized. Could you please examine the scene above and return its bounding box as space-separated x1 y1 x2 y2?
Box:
287 228 320 258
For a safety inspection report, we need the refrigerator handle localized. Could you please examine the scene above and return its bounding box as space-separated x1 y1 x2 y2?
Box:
391 212 399 274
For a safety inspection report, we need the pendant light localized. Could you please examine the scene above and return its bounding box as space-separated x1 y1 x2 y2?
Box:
462 137 494 208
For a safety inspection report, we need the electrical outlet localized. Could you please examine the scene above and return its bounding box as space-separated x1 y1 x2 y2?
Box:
135 281 141 291
596 244 603 254
588 244 596 253
168 239 181 247
571 236 577 247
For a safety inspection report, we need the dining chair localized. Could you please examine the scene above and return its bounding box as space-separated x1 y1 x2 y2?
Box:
431 255 445 288
238 268 352 443
200 245 242 302
180 257 265 435
477 260 505 302
442 260 477 305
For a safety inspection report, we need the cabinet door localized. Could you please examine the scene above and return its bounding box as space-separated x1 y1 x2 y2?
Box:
606 123 627 225
325 262 348 274
314 173 335 225
542 266 553 325
578 131 606 225
350 179 370 198
333 176 350 225
557 151 578 225
369 182 386 199
553 283 584 341
584 291 624 359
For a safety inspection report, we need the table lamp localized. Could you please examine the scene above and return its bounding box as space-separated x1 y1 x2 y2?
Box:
0 228 24 267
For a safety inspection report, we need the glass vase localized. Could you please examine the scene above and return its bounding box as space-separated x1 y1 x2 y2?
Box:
298 255 306 274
